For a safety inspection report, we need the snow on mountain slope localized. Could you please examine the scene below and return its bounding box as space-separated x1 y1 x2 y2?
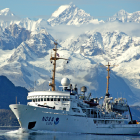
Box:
60 30 140 60
0 27 55 90
0 17 50 32
60 30 140 101
107 9 140 23
0 8 20 30
0 6 140 105
47 3 101 26
8 29 55 62
0 24 30 50
0 8 14 17
0 24 139 104
28 47 137 104
0 6 140 34
15 18 50 32
52 5 70 18
0 8 50 32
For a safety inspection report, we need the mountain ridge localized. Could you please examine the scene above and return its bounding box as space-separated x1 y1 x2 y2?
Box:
0 4 140 105
106 9 140 23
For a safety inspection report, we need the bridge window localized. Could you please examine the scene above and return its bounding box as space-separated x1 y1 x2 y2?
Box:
44 98 46 101
51 98 53 101
41 98 43 101
33 99 35 102
47 98 49 101
38 98 40 102
72 108 80 113
63 108 66 111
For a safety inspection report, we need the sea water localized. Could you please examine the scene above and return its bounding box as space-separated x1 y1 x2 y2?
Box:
0 127 140 140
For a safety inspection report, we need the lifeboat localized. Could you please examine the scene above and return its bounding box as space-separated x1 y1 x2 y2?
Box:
83 99 99 107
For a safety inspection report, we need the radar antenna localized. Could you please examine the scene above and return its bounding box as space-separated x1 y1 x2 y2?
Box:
49 41 68 91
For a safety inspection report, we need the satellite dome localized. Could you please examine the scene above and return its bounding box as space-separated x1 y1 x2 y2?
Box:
61 78 70 86
81 86 87 93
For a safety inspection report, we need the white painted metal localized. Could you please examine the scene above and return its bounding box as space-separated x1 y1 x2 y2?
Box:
9 104 140 134
9 89 140 134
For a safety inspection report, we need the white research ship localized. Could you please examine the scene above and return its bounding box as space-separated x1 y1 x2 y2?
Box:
9 42 140 134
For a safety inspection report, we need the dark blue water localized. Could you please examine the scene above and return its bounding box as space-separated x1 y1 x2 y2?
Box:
0 127 140 140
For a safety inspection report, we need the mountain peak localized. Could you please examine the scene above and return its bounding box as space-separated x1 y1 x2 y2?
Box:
51 5 71 18
1 8 10 13
51 2 77 18
0 8 15 16
115 9 128 16
106 9 140 23
48 3 99 26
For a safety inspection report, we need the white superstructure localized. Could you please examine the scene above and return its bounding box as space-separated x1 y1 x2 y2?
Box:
9 42 140 134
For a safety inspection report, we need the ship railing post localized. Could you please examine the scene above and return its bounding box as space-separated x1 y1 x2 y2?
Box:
97 108 98 124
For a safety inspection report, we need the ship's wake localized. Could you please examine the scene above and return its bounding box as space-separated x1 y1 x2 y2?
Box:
5 127 79 135
4 128 82 140
2 128 140 140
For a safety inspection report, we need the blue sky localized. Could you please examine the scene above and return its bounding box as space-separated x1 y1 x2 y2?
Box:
0 0 140 20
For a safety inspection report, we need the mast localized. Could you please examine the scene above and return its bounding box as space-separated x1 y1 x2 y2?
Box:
105 62 110 97
103 62 118 97
49 41 68 91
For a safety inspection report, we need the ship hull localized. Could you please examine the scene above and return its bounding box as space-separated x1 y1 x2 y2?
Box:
9 104 140 134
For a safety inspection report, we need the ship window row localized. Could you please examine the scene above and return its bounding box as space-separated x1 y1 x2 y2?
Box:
28 96 69 99
32 98 69 102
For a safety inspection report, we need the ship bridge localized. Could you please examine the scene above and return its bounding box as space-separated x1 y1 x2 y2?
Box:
27 91 70 101
27 91 71 111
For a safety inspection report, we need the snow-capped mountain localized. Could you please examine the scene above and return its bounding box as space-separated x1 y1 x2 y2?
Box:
1 6 140 33
0 8 15 17
8 29 55 62
0 24 30 50
0 8 50 32
107 9 140 23
0 23 139 104
60 30 139 59
0 6 140 32
47 3 102 26
0 25 55 90
0 8 20 30
60 29 140 102
0 4 140 105
15 18 50 32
